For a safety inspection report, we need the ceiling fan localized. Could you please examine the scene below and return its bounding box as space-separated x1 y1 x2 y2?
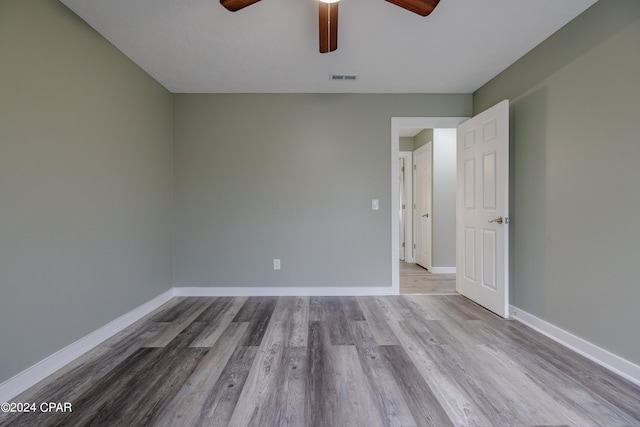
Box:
220 0 440 53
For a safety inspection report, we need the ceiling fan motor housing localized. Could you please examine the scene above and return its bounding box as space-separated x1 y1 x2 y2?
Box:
319 1 339 53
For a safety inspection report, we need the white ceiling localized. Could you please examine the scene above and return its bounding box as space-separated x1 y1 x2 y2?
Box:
59 0 597 94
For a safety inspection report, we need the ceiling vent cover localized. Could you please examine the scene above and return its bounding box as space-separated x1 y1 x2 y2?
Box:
330 74 358 81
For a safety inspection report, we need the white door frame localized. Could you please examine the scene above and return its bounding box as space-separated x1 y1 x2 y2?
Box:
391 117 468 293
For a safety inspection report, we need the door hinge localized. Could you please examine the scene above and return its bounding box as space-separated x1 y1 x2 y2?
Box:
401 166 404 172
402 242 405 248
402 204 406 210
413 244 416 249
413 164 417 170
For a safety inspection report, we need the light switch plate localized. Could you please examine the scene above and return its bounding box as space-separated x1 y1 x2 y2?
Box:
372 199 379 210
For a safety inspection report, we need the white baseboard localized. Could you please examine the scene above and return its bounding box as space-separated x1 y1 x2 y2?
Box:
173 285 398 297
510 305 640 387
430 267 456 274
0 288 175 403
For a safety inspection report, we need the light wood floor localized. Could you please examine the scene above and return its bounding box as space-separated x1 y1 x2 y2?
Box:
2 296 639 426
400 261 456 294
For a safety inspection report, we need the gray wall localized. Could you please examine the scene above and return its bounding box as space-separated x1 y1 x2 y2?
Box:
413 129 433 151
432 129 457 268
399 137 415 152
0 0 173 382
474 0 640 364
173 94 471 287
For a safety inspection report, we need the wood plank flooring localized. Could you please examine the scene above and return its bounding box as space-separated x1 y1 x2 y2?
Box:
2 295 639 426
400 261 456 294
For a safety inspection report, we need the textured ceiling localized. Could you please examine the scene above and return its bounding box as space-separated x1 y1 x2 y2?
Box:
59 0 598 93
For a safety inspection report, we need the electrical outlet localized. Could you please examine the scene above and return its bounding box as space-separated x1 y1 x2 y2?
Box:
273 259 281 270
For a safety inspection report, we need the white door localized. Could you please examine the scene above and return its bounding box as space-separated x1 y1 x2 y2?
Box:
414 142 432 271
456 100 509 318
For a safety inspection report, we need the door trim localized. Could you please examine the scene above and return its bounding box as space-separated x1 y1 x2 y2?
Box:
391 117 468 293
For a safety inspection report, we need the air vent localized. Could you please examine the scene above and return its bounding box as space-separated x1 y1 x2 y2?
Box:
330 74 358 81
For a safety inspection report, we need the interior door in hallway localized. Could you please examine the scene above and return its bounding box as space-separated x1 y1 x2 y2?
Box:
414 141 432 271
456 100 509 318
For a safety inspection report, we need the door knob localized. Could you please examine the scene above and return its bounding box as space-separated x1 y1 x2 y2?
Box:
422 213 429 218
488 216 503 224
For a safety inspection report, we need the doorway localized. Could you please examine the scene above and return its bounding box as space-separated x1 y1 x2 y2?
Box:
399 261 456 294
391 117 468 294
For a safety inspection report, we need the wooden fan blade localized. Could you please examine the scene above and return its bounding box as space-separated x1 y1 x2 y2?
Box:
386 0 439 17
319 2 338 53
220 0 261 12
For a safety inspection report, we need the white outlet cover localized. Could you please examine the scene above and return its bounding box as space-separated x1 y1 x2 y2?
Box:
372 199 379 210
273 259 281 270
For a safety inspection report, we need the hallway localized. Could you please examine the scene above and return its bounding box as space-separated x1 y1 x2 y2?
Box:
399 261 456 294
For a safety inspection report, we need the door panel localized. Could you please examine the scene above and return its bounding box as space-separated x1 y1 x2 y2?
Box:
464 158 475 208
482 229 497 290
483 151 497 209
463 227 476 281
456 100 509 318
